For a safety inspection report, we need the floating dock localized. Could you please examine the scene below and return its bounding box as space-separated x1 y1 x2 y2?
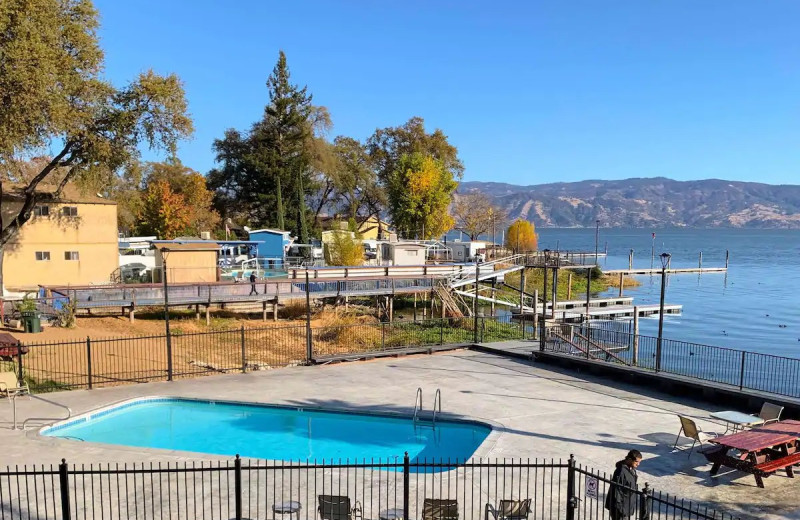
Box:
605 267 727 275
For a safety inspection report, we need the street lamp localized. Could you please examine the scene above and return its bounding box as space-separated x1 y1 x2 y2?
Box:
594 220 600 265
161 247 173 381
655 252 671 372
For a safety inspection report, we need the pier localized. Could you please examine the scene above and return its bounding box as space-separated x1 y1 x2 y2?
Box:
605 267 727 275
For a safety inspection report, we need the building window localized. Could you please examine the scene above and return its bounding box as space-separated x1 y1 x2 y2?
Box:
62 206 78 217
64 251 80 261
33 206 50 217
35 251 51 261
408 250 419 256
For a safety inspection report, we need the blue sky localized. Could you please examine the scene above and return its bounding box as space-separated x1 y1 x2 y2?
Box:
94 0 800 185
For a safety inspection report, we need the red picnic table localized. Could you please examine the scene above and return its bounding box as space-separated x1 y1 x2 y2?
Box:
704 419 800 488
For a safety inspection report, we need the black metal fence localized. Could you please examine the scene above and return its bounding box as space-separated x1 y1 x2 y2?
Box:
0 455 737 520
541 323 800 399
3 318 524 393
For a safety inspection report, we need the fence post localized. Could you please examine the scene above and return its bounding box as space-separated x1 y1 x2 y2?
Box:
640 483 652 520
439 318 444 345
86 337 93 390
59 459 71 520
234 454 242 520
739 351 746 390
403 452 410 520
538 315 545 352
566 454 576 520
240 326 247 373
16 341 24 385
632 308 639 367
305 271 313 362
381 321 386 350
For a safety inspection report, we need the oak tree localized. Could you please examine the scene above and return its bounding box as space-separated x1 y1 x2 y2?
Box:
0 0 192 289
387 153 457 239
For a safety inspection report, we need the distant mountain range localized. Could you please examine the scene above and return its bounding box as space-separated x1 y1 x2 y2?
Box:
458 177 800 228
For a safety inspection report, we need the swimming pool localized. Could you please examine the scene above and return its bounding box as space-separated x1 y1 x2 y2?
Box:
42 398 491 463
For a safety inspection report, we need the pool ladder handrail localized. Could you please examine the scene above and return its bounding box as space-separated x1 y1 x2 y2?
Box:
432 388 442 427
16 394 73 431
413 387 423 423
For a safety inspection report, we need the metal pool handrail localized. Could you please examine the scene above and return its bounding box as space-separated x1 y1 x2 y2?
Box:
432 388 442 427
413 387 422 422
17 394 72 430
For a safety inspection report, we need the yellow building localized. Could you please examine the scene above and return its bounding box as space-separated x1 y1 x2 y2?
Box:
153 242 220 284
320 215 392 240
357 216 392 240
1 185 118 290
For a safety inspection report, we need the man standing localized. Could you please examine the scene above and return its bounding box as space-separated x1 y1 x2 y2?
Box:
249 272 258 295
605 450 646 519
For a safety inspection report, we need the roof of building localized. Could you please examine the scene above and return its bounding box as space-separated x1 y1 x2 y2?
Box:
153 242 221 252
248 228 292 236
1 183 116 205
392 242 428 249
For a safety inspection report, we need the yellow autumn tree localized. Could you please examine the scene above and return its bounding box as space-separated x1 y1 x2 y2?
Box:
387 153 457 239
324 230 364 266
505 219 538 253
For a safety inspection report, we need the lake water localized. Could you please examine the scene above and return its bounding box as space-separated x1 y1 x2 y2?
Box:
534 229 800 358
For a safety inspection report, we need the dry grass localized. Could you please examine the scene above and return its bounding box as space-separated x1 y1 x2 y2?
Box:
600 274 642 289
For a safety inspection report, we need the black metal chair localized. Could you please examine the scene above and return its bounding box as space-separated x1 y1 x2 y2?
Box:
422 499 459 520
318 495 362 520
484 499 532 520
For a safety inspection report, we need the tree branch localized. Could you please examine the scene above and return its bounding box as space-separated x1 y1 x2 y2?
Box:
1 142 75 246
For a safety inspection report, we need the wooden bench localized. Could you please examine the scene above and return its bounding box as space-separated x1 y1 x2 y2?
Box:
754 452 800 475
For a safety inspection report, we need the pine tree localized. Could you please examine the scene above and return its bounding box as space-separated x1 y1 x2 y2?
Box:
209 51 314 238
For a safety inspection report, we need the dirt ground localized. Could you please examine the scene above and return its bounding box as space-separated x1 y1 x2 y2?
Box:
4 303 381 343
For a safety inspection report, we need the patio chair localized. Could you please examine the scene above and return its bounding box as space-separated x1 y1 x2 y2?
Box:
0 371 29 401
753 402 783 425
484 499 532 520
423 499 459 520
318 495 362 520
673 416 718 457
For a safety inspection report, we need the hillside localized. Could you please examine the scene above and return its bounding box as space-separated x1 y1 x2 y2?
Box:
457 177 800 228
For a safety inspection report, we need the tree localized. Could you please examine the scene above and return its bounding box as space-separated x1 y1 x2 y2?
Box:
208 51 318 243
387 153 457 239
319 136 386 228
452 192 494 240
505 219 538 253
366 117 462 239
0 0 192 289
324 231 364 266
367 117 464 184
138 180 192 239
140 159 220 236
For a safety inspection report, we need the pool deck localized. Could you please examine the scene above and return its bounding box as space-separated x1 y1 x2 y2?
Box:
1 344 798 519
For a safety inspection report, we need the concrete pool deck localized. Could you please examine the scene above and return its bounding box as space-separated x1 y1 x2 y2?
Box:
0 348 797 519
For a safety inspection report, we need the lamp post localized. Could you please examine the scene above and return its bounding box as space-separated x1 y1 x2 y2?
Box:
655 252 671 372
161 248 173 381
594 219 600 265
542 249 550 321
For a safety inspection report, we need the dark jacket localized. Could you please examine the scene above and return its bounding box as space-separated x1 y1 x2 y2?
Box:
605 460 639 518
249 273 257 283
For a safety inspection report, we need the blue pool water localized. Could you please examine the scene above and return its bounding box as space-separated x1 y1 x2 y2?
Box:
42 398 491 463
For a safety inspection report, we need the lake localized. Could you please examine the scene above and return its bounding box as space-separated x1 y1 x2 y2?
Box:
532 228 800 358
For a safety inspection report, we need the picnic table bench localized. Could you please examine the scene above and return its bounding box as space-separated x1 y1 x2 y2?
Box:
704 419 800 488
